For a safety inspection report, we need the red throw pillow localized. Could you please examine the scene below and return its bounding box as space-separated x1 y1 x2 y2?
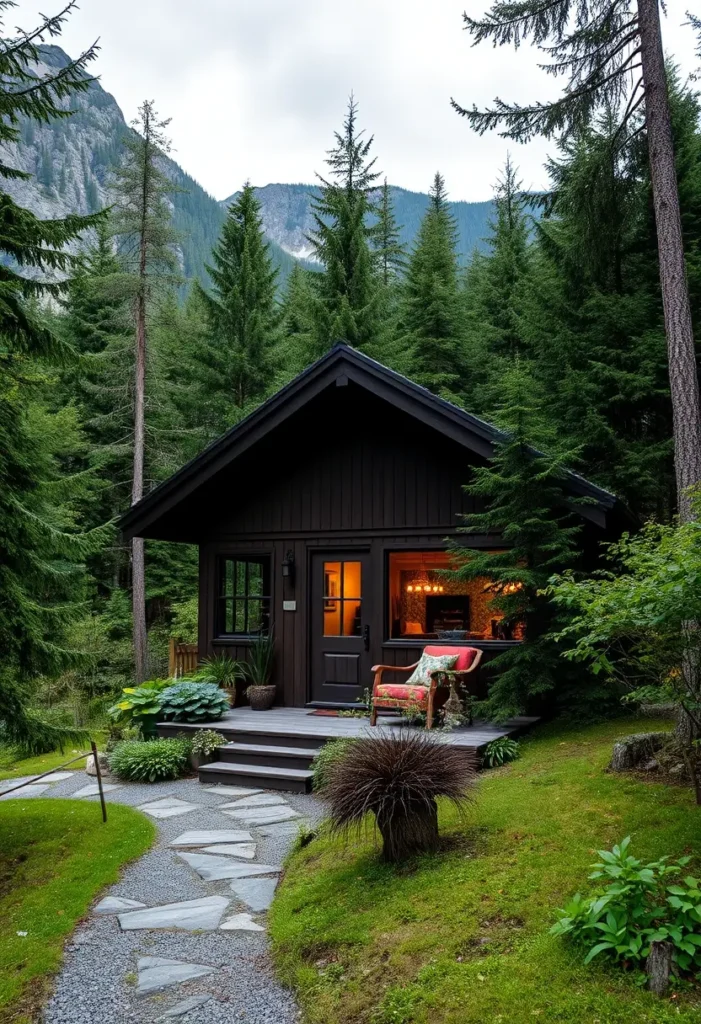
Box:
424 645 479 672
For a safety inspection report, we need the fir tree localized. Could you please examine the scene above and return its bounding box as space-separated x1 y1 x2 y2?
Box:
372 178 406 286
400 172 464 398
277 263 318 376
0 0 107 751
112 100 180 681
448 366 583 721
452 0 701 524
309 96 381 352
198 182 279 413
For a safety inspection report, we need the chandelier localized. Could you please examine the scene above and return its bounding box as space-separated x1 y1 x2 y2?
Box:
406 555 444 594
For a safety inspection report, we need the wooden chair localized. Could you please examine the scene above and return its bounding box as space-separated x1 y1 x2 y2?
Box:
369 646 483 730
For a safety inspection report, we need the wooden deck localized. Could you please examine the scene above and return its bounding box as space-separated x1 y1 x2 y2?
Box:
160 706 539 753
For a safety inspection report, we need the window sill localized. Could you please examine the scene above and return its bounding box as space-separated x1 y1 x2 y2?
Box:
382 638 522 649
213 635 261 645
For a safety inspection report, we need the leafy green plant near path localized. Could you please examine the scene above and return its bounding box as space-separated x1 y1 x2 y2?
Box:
0 799 153 1022
108 738 191 782
483 737 520 767
312 738 359 792
107 679 171 736
159 681 230 722
190 729 226 757
240 632 275 688
551 837 701 977
198 652 245 688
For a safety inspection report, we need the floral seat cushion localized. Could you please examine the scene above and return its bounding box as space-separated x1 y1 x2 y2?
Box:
374 683 431 707
405 651 458 687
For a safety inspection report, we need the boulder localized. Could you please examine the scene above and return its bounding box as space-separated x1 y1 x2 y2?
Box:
610 732 669 772
86 752 109 777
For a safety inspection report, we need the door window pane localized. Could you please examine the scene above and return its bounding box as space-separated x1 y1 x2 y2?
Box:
323 560 362 636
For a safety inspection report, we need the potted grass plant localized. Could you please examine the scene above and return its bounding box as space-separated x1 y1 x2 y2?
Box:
243 632 276 710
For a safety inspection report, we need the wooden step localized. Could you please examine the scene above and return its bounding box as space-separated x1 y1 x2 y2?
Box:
216 743 321 772
199 760 314 794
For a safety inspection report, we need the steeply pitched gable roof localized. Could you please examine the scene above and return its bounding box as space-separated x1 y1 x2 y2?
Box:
120 343 630 539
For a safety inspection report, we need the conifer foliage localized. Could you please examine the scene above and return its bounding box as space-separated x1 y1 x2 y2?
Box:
198 182 279 415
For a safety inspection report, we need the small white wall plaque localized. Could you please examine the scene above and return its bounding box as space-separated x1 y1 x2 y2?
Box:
282 600 297 612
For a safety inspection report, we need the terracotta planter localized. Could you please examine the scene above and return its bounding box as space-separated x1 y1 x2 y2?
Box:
247 685 276 710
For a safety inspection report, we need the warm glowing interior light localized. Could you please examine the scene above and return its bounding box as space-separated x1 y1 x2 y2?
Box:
423 584 431 593
407 585 413 592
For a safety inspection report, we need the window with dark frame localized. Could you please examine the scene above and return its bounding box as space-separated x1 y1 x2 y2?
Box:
217 556 271 637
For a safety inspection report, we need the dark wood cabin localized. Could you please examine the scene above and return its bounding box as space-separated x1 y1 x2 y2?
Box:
120 344 631 709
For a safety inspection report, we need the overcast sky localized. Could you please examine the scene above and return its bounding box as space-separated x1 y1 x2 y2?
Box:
15 0 700 203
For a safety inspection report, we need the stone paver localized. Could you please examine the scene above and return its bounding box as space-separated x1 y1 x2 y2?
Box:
161 994 212 1017
201 842 257 859
138 796 198 818
42 771 74 782
71 783 121 799
220 793 288 809
119 895 229 931
136 956 216 995
178 852 280 881
0 783 51 799
223 805 301 824
94 896 146 914
201 784 263 797
169 829 252 846
230 876 279 912
220 912 265 932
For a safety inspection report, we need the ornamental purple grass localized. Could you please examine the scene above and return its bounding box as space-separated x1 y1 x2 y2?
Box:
324 730 477 863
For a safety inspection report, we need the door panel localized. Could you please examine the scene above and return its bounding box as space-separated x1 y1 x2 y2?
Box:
311 552 371 703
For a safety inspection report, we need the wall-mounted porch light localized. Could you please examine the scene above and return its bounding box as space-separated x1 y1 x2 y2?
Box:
281 550 295 584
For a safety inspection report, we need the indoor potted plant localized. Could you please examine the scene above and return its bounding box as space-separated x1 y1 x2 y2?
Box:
243 632 276 710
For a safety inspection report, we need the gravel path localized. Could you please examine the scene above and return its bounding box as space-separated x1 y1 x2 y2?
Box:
27 771 324 1024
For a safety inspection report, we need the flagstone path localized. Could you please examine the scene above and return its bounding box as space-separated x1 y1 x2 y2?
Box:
32 772 323 1023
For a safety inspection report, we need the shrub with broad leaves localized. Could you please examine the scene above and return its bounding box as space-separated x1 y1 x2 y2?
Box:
158 681 230 722
551 837 701 977
108 738 191 782
483 737 521 767
107 679 171 736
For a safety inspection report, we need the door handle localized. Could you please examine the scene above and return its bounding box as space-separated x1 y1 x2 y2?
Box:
363 624 370 651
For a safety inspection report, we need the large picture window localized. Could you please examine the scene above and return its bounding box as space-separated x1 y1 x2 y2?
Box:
387 550 520 641
217 556 271 636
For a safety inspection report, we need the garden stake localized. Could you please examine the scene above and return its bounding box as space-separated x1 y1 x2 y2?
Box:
91 740 108 823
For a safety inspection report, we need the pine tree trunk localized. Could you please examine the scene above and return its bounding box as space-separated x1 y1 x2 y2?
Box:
638 0 701 521
638 0 701 746
131 285 148 683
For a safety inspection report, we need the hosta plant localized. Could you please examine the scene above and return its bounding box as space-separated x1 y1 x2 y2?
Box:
159 681 230 723
483 737 521 768
312 738 359 792
551 837 701 977
108 738 191 782
107 679 171 737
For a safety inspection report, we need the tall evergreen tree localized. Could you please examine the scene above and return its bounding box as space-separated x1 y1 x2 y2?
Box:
0 1 107 750
309 96 380 352
452 0 701 524
400 172 464 398
448 366 583 721
198 182 279 414
277 263 318 376
112 100 180 682
372 178 406 286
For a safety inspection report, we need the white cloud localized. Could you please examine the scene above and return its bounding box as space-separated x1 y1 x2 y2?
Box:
14 0 700 201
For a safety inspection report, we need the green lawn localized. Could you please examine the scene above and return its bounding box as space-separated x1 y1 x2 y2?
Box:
270 718 701 1024
0 733 108 782
0 799 154 1023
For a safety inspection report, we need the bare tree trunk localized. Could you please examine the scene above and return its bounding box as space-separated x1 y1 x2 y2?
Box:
131 285 148 682
638 0 701 521
638 0 701 745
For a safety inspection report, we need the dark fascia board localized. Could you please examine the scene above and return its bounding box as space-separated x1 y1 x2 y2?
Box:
120 343 624 538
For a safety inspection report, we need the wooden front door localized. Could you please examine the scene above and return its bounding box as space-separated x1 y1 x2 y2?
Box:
310 551 372 704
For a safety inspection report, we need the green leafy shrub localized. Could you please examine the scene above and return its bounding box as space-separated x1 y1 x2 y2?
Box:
312 738 359 791
483 737 521 767
190 729 226 757
159 682 230 722
107 679 172 736
108 738 191 782
551 837 701 976
198 653 245 688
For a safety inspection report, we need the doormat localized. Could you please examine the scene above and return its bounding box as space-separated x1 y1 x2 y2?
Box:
308 709 342 717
